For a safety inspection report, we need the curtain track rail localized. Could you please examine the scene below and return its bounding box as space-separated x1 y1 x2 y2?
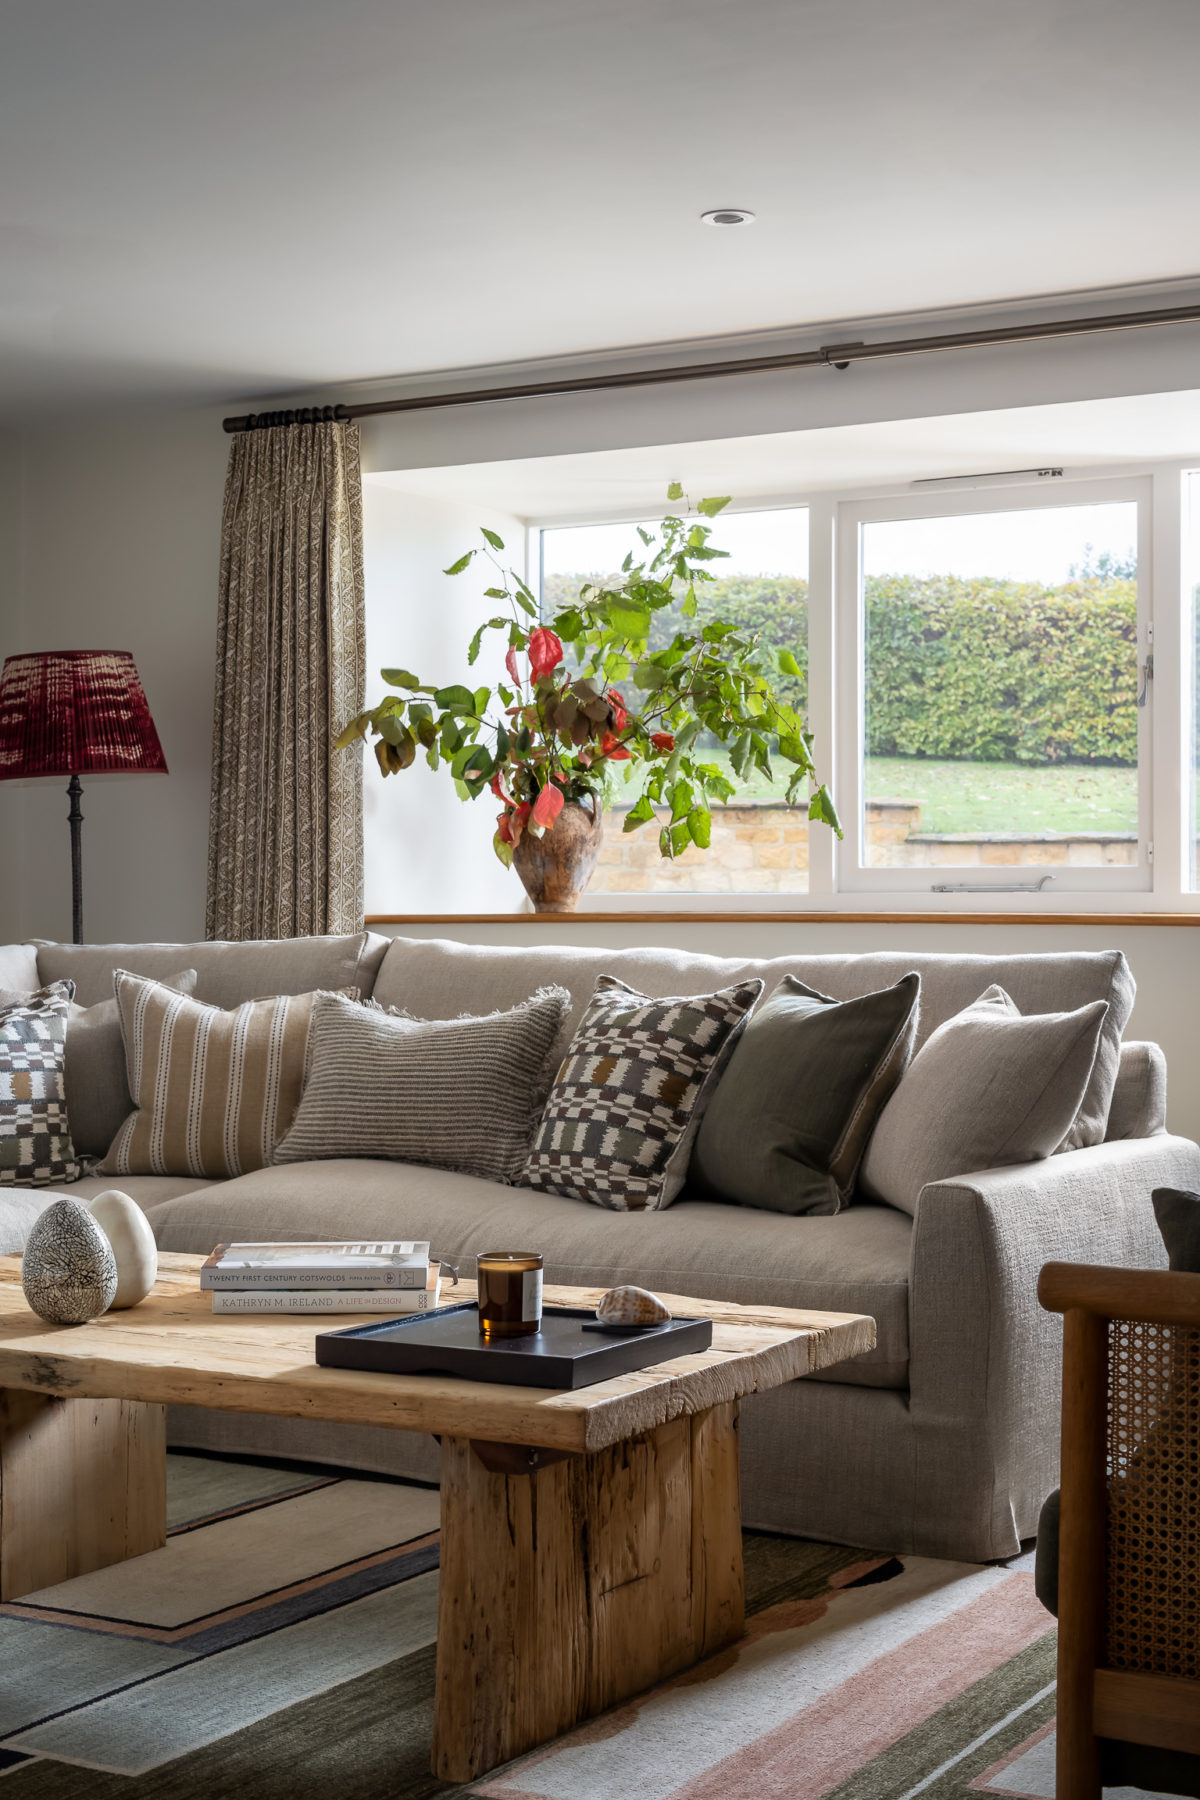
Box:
222 300 1200 433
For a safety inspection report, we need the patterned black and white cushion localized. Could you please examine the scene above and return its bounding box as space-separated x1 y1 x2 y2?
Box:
0 980 81 1186
523 974 763 1212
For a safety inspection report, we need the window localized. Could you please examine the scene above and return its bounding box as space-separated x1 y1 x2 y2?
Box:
837 480 1151 895
1189 469 1200 890
538 507 810 895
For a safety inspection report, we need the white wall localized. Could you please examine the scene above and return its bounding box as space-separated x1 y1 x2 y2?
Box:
361 481 526 916
6 409 228 942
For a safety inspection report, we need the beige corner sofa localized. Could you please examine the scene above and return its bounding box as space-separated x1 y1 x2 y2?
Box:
1 930 1195 1563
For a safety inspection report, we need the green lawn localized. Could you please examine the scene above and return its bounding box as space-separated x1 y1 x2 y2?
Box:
621 751 1138 835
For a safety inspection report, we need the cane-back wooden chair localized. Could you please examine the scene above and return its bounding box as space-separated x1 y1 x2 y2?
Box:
1039 1261 1200 1800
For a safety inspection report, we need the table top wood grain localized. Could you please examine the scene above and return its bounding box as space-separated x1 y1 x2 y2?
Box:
0 1252 875 1453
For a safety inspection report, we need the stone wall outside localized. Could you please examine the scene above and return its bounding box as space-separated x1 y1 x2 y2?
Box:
588 797 1136 895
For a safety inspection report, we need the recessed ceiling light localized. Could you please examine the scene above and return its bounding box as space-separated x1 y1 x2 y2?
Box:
701 208 756 227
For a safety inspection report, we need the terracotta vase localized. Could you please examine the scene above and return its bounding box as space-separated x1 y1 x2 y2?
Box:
513 798 603 913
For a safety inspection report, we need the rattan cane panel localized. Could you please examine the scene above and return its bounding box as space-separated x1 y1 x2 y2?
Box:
1105 1319 1199 1680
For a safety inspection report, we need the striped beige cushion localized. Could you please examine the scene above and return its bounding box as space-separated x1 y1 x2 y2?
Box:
271 986 571 1183
99 971 317 1178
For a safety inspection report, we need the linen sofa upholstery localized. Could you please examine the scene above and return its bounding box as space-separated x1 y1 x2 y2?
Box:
1105 1040 1168 1140
145 1160 913 1389
32 933 390 1009
1 929 1194 1562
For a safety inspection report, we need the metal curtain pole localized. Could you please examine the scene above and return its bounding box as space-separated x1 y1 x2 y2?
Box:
66 773 83 945
222 297 1200 433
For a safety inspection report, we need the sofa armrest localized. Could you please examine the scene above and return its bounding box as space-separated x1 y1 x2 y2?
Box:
905 1133 1200 1557
0 1191 52 1256
1104 1040 1167 1140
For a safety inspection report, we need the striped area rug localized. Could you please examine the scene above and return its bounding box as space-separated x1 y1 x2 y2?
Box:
0 1452 1155 1800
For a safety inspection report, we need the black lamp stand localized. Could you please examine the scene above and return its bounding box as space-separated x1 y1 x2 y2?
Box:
67 773 84 945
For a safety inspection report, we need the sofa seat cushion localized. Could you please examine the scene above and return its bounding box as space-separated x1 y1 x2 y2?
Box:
144 1159 912 1389
373 937 1133 1147
0 1174 216 1254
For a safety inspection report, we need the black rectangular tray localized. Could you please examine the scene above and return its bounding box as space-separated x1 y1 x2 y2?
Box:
314 1302 713 1390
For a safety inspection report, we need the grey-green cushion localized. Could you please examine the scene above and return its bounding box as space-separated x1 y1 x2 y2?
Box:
692 972 920 1216
1151 1186 1200 1271
859 985 1109 1216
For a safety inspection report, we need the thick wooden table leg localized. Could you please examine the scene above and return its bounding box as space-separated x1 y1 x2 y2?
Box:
432 1399 744 1784
0 1389 166 1600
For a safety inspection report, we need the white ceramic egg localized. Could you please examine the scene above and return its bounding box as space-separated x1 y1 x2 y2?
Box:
88 1189 158 1308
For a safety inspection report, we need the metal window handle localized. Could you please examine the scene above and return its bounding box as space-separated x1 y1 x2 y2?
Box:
930 875 1057 893
1137 653 1154 707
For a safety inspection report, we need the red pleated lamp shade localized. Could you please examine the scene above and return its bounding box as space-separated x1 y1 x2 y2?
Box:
0 651 167 778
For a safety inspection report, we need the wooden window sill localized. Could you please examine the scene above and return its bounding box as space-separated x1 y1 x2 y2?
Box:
366 911 1200 927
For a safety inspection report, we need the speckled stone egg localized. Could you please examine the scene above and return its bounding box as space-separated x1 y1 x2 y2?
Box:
22 1197 118 1325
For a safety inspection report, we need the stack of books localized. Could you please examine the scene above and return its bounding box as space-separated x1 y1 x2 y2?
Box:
200 1241 440 1314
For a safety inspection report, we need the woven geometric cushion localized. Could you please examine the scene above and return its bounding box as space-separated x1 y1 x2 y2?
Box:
0 981 81 1186
271 986 571 1184
99 971 319 1179
523 974 764 1212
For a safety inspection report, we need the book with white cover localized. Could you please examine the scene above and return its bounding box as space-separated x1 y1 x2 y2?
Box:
212 1267 443 1314
200 1241 430 1290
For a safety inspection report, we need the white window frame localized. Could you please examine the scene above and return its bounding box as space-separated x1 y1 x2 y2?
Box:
528 462 1197 916
834 474 1153 898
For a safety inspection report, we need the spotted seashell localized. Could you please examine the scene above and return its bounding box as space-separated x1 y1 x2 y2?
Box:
22 1197 118 1326
596 1284 671 1326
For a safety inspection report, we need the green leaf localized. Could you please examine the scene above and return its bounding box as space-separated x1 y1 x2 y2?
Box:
681 585 698 618
808 784 843 836
697 495 732 517
474 686 491 715
467 625 485 666
633 659 671 690
433 684 477 712
730 731 755 779
514 590 538 618
687 806 711 848
609 606 650 638
667 480 684 501
443 552 474 576
481 527 505 550
669 818 692 855
492 830 514 868
670 778 692 822
776 647 803 677
380 668 420 689
623 794 655 832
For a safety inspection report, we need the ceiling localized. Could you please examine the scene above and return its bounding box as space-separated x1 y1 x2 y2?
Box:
367 390 1200 521
3 0 1200 418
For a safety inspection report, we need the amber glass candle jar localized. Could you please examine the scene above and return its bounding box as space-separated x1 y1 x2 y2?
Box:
476 1251 543 1338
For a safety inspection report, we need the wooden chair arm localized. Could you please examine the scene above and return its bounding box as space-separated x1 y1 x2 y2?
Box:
1039 1262 1200 1327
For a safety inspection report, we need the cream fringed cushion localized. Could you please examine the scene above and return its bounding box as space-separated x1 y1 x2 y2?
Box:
100 971 318 1179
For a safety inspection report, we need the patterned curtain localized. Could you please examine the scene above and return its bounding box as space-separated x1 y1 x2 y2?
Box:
206 420 366 940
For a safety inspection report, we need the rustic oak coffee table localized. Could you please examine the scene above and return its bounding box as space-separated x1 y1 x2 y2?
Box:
0 1251 873 1781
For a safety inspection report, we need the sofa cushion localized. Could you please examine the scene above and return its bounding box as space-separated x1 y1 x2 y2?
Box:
144 1158 912 1389
372 938 1134 1147
272 985 570 1184
100 973 319 1180
693 972 920 1217
0 982 80 1187
524 976 762 1212
860 986 1108 1216
33 932 389 1010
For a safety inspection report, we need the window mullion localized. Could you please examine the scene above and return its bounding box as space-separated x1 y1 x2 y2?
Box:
1149 469 1184 897
805 496 837 898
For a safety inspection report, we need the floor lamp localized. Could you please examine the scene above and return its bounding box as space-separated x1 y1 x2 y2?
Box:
0 650 168 944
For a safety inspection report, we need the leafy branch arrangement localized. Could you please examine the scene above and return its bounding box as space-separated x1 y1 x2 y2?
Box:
339 486 840 868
